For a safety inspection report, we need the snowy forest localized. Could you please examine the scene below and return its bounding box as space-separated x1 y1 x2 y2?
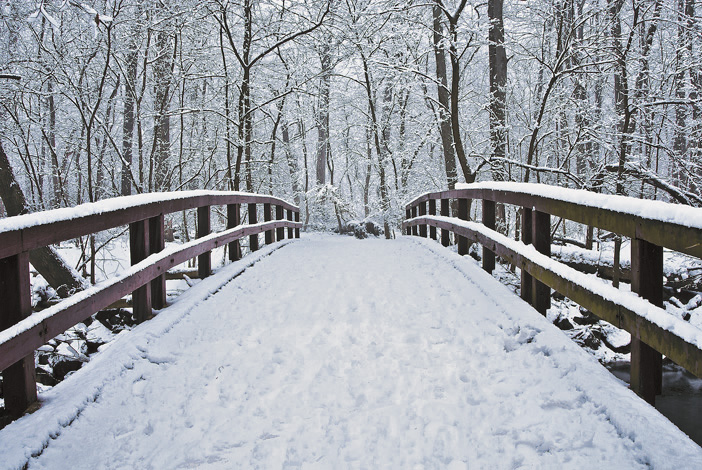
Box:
0 0 700 231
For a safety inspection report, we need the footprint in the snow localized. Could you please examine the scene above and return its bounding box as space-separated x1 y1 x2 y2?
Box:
131 376 148 396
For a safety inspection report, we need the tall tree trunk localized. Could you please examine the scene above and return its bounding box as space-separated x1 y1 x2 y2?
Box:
446 7 474 184
282 120 301 205
152 27 175 192
488 0 507 231
673 0 690 190
122 37 139 196
316 42 331 186
432 2 458 190
0 141 85 297
360 49 391 238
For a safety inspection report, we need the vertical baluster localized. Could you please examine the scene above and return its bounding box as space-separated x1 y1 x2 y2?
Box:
287 209 293 239
419 201 428 237
264 203 273 244
482 200 496 273
130 219 151 323
440 198 450 247
531 210 550 314
428 199 437 240
228 203 241 261
458 198 469 255
276 205 285 241
249 203 259 251
0 252 36 418
630 238 663 405
295 211 300 238
411 206 418 236
197 205 211 278
520 207 533 303
149 214 166 309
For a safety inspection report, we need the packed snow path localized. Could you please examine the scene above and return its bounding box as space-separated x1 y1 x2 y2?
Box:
2 235 702 469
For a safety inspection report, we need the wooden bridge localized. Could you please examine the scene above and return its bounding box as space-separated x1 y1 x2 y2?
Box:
0 183 701 468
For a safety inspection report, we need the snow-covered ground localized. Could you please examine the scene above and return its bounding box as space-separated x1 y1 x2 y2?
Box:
1 234 700 469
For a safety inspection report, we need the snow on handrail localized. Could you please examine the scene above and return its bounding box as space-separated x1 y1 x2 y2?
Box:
0 191 298 259
405 182 702 259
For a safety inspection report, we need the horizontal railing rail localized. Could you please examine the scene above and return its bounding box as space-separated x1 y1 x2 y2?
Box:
0 191 301 420
403 182 702 406
0 191 298 259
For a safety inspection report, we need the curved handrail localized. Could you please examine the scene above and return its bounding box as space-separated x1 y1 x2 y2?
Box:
406 182 702 258
0 220 291 372
0 190 298 259
403 182 702 404
0 191 301 419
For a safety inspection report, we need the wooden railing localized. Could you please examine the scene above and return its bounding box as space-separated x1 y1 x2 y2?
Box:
403 182 702 405
0 191 301 419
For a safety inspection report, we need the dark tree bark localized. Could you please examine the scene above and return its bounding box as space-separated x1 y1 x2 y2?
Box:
432 2 458 190
488 0 507 171
121 36 139 196
360 49 391 238
151 27 175 192
0 141 85 297
488 0 507 231
282 120 301 206
316 42 332 186
444 1 474 184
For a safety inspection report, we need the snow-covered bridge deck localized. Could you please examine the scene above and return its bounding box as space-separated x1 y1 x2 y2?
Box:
2 235 701 469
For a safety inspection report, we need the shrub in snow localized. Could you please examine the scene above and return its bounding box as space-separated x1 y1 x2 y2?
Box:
338 220 384 239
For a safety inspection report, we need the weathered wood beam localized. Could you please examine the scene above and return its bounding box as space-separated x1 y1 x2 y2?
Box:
197 206 211 279
630 238 663 404
405 187 702 259
0 193 298 259
227 204 241 262
0 252 36 418
129 219 151 323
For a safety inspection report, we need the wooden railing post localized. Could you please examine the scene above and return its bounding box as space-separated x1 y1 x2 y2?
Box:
287 209 293 239
264 203 273 244
482 199 495 272
440 198 450 247
419 201 428 237
630 238 663 405
428 199 437 240
411 206 418 236
458 198 469 255
294 211 300 238
405 208 412 235
276 205 285 241
249 203 259 251
0 252 37 418
149 214 166 309
197 205 211 278
531 210 550 314
227 203 241 261
130 219 152 323
521 207 533 303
